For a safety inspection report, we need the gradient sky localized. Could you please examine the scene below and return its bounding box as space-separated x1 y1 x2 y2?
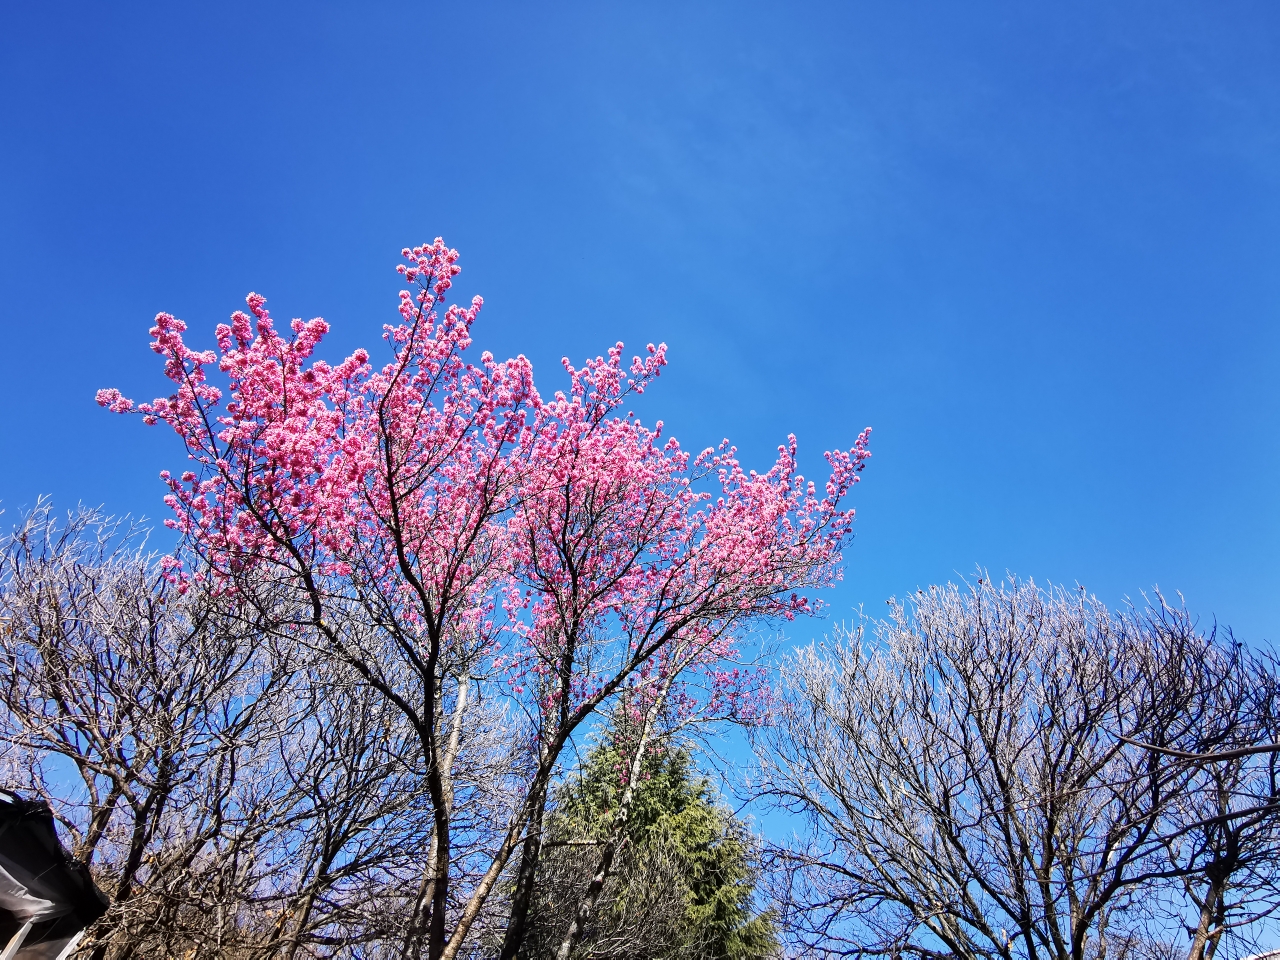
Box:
2 3 1278 644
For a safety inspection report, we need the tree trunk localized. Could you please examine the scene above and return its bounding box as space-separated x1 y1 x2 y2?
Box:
1189 858 1231 960
554 702 660 960
499 775 552 960
1186 883 1221 960
403 676 471 959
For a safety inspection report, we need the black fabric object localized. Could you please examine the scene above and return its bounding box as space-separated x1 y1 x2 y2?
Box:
0 792 107 949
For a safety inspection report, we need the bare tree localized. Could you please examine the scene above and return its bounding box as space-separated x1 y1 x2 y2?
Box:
0 503 518 958
1135 621 1280 960
755 575 1278 960
0 502 289 958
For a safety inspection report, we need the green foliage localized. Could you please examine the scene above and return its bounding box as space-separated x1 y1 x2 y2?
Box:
532 730 776 960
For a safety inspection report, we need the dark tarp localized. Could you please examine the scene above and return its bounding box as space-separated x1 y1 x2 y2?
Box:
0 792 107 958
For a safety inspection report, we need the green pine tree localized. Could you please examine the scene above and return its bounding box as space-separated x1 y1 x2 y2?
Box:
527 724 776 960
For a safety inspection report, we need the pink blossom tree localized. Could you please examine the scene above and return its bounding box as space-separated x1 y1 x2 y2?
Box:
101 239 870 959
497 367 869 957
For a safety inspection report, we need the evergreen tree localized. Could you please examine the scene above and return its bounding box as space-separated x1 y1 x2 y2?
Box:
526 726 776 960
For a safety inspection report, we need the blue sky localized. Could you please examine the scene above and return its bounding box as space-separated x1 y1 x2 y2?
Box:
2 2 1278 643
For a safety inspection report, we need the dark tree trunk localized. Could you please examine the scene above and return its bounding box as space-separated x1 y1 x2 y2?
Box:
499 777 552 960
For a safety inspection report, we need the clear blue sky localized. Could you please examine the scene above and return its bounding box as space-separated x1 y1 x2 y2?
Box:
2 3 1278 643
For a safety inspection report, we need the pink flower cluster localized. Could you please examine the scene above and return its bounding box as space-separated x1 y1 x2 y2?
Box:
100 238 870 741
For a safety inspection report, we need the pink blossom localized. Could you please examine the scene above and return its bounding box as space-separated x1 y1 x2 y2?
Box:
102 238 871 955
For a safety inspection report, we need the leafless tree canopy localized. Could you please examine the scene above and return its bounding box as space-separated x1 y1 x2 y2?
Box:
756 576 1280 960
0 503 523 958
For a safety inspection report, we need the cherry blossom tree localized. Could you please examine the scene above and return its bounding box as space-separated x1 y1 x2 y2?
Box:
100 238 870 959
